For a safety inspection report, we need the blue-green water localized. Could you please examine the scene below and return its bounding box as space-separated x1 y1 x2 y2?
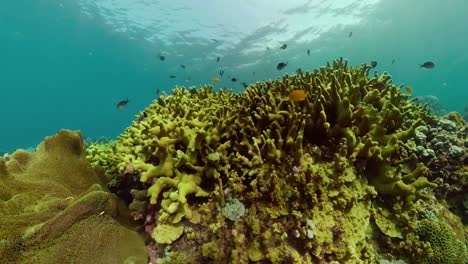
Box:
1 0 467 152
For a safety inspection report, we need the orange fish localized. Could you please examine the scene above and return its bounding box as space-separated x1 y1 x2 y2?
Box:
212 77 220 83
288 90 307 101
66 196 75 205
405 86 413 94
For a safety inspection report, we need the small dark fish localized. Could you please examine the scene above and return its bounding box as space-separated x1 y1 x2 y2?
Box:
242 82 248 88
231 78 237 82
277 62 288 70
219 69 224 77
155 88 160 94
280 44 287 50
252 71 255 76
349 31 352 38
169 75 176 78
159 55 165 61
266 47 270 51
217 56 220 63
370 61 378 68
211 39 218 42
391 59 396 64
116 98 129 109
137 111 148 122
307 49 310 56
296 68 303 76
419 61 435 69
373 82 386 89
180 64 186 69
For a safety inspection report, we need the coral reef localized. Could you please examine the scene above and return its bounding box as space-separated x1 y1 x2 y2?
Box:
86 58 466 263
414 95 447 116
409 111 468 226
464 106 468 121
0 130 148 263
411 112 466 171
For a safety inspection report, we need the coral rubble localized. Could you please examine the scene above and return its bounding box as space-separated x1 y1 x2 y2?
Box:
86 58 467 263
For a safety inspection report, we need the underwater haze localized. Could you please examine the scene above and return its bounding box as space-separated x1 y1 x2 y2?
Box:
1 0 467 153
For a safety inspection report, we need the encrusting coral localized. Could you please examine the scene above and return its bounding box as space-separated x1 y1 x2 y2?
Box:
0 130 148 263
416 218 468 264
86 58 465 263
408 111 467 222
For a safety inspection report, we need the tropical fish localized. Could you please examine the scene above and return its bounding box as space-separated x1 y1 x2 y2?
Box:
212 77 221 83
419 61 435 69
252 71 255 76
159 55 165 61
369 61 378 68
217 56 220 63
280 44 287 50
211 39 218 42
155 88 160 95
242 82 248 88
189 87 197 94
231 78 237 82
116 98 129 109
374 82 386 89
219 69 224 77
66 196 75 205
405 86 414 94
391 59 396 64
180 64 186 69
137 111 148 122
169 75 176 78
288 90 306 101
307 49 310 56
277 62 288 70
296 68 303 76
349 31 353 38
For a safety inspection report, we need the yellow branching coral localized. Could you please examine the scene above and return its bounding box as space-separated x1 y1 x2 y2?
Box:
86 58 440 262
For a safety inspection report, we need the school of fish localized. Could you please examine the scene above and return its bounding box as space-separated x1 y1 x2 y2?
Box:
116 36 437 109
